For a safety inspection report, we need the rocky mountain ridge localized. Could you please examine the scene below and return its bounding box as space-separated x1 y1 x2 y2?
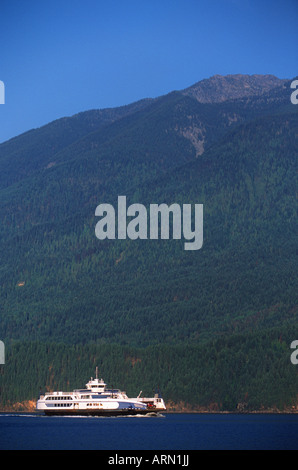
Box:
182 73 289 103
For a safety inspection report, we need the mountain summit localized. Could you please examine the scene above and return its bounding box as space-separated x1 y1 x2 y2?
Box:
182 73 288 103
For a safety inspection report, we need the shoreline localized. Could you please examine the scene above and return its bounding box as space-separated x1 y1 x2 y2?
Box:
1 398 297 415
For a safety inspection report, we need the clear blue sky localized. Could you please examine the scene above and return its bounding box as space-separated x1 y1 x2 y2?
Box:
0 0 297 143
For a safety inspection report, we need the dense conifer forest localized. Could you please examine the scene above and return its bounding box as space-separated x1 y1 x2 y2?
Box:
0 75 297 410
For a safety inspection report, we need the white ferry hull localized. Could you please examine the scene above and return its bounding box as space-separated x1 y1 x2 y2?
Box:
42 408 160 417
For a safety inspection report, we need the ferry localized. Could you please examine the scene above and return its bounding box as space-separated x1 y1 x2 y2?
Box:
36 368 166 416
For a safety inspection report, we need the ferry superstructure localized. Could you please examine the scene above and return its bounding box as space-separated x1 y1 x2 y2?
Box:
36 368 166 416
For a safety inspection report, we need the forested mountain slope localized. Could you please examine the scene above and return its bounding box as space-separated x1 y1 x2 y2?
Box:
0 74 297 410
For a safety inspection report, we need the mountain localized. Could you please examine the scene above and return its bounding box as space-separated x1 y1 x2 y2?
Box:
0 74 297 411
182 73 287 103
0 98 154 190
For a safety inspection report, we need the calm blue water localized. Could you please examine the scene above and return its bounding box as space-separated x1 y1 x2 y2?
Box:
0 412 297 450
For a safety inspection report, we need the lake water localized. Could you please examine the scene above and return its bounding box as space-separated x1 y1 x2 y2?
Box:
0 412 297 450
